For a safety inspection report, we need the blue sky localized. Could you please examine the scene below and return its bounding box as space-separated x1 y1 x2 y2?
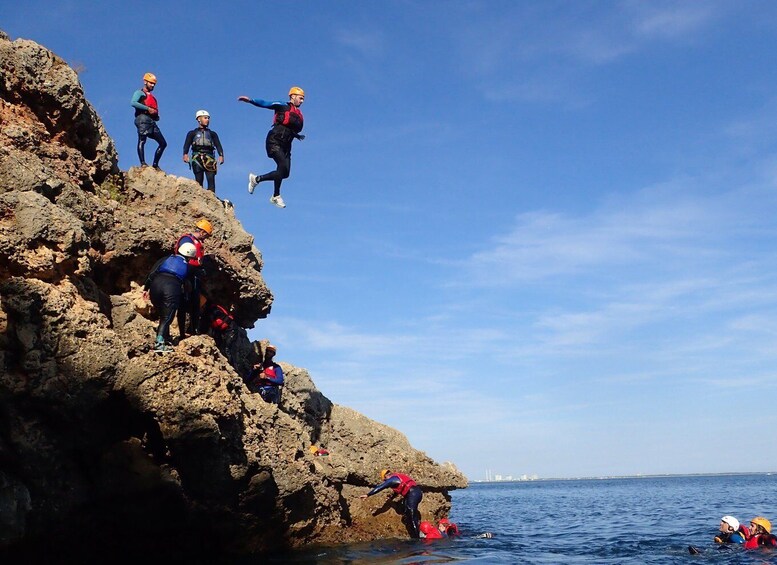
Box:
7 0 777 479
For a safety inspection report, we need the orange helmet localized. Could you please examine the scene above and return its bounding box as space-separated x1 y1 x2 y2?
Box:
143 72 157 84
288 86 305 97
195 219 213 235
380 469 390 481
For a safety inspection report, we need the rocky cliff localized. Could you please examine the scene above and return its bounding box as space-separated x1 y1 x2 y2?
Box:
0 31 466 559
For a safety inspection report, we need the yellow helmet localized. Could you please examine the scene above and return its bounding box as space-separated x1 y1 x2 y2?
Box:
288 86 305 97
143 72 157 84
380 469 390 481
195 218 213 235
752 517 772 534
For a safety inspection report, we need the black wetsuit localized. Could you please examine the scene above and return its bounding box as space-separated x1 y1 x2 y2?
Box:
183 127 224 192
247 98 304 197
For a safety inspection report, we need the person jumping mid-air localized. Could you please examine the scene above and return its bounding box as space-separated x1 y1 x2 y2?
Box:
238 86 305 209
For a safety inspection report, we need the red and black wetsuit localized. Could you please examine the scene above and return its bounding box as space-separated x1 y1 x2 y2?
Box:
365 473 423 538
246 97 304 197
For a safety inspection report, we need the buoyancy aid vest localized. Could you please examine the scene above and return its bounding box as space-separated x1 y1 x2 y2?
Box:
175 233 204 267
192 128 214 151
143 90 159 120
157 254 188 280
273 104 303 134
389 473 417 497
210 304 233 332
745 533 777 549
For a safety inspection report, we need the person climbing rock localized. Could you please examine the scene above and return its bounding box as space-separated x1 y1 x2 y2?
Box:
183 110 224 193
246 343 284 404
199 297 240 368
131 72 167 169
174 219 213 339
143 242 197 352
359 469 423 539
238 86 306 209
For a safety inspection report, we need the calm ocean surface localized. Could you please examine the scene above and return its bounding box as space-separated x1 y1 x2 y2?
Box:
269 474 777 564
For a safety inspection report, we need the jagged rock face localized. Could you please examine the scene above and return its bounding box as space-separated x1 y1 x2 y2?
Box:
0 31 467 557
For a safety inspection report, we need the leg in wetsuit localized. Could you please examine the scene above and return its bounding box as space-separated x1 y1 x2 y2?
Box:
149 274 182 343
403 486 423 539
135 115 167 167
257 132 292 197
192 154 217 192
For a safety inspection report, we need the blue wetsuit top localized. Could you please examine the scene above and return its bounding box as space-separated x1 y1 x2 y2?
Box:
247 98 286 110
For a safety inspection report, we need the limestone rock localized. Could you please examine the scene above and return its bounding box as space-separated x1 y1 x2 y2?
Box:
0 30 467 557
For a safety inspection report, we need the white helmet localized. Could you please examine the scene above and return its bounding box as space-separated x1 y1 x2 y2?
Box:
195 110 210 119
721 516 740 531
178 242 197 258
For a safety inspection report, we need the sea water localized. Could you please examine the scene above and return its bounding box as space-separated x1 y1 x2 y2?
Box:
271 474 777 564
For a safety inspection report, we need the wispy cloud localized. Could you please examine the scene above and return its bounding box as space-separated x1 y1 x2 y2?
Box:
333 28 386 58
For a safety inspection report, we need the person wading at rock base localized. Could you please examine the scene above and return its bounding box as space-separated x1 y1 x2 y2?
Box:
130 72 167 169
174 219 213 339
183 110 224 193
246 343 284 404
143 242 198 353
238 86 306 209
360 469 423 539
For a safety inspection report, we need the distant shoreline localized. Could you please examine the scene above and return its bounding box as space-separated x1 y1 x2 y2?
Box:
470 471 776 483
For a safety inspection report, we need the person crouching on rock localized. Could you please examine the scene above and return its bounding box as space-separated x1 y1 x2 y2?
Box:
360 469 423 539
246 344 284 404
143 242 198 353
199 297 240 368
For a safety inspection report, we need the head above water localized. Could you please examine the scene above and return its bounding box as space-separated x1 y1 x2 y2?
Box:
720 515 740 532
751 517 772 534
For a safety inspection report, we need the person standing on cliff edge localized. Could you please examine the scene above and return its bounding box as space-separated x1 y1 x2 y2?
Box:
360 469 423 538
131 72 167 169
238 86 306 209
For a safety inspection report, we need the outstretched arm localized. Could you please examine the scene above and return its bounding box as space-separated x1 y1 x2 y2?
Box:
237 96 286 109
360 476 401 498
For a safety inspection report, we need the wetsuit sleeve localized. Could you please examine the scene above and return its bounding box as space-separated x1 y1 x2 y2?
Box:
248 98 286 110
210 131 224 157
182 129 195 155
366 476 401 496
131 90 149 111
